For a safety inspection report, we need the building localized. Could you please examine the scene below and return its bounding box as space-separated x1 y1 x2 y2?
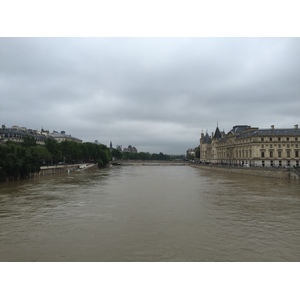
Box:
0 125 83 145
200 124 300 168
0 125 48 145
47 131 82 143
186 148 195 159
123 145 138 153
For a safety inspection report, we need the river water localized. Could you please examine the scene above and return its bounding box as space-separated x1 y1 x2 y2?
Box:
0 165 299 261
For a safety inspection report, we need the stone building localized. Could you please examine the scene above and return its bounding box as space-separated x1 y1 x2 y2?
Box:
123 145 138 153
200 124 300 168
0 125 82 144
0 125 48 145
46 131 82 143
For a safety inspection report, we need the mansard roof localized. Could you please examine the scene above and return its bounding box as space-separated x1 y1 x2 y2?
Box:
208 124 299 145
49 131 82 142
238 127 300 138
229 125 251 135
0 126 47 142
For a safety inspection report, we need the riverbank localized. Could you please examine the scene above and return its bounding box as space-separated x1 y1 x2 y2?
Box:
190 163 300 180
38 163 98 176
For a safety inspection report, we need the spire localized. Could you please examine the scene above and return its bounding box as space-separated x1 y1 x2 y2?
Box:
213 124 222 139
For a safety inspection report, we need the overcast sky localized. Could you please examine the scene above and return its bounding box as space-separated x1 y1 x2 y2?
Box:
1 38 300 154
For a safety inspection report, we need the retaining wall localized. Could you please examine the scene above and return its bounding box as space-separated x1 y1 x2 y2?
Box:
38 164 97 176
190 164 299 180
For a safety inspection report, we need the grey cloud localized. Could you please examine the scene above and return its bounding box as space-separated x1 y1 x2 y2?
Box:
1 38 300 154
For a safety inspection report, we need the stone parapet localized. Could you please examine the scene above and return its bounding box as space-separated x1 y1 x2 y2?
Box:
190 164 299 180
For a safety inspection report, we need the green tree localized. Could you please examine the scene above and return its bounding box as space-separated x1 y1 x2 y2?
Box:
98 149 111 165
139 152 151 160
30 146 52 165
195 146 200 159
22 135 37 147
60 141 80 163
45 138 62 165
0 142 42 180
111 148 122 160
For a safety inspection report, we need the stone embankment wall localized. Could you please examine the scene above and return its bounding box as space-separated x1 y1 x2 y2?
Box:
38 163 97 176
190 164 299 180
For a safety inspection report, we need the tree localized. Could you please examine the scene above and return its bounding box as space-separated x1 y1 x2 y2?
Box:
0 142 42 180
195 146 200 159
22 135 37 147
98 149 111 165
30 146 52 165
111 148 122 160
45 138 62 165
138 152 151 160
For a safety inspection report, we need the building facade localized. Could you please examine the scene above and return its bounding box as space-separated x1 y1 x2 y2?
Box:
47 131 82 143
0 125 48 145
122 145 138 153
200 124 300 168
0 125 82 144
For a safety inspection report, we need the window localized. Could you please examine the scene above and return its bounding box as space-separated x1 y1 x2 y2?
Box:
296 137 298 141
287 137 290 141
278 144 281 148
279 160 282 167
278 150 282 158
270 161 274 167
261 151 265 158
269 151 273 158
261 138 264 141
297 161 299 167
296 150 299 158
270 137 272 141
287 161 290 167
278 137 281 142
287 150 291 158
262 161 265 167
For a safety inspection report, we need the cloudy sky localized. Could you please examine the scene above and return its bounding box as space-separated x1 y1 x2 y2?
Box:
1 38 300 154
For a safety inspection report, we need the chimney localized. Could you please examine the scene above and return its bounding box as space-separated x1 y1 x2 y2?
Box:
61 131 65 134
295 124 298 130
271 125 274 130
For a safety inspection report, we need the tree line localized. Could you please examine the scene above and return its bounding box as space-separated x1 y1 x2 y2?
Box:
0 136 112 181
0 136 182 181
112 150 172 161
